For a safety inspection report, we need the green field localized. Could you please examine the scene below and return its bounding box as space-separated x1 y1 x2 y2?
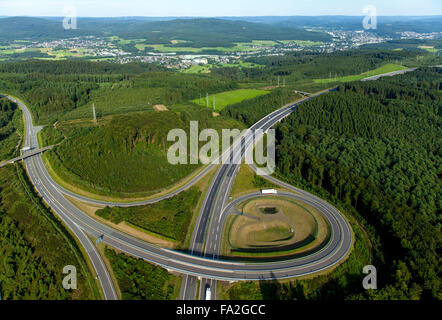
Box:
183 61 263 74
418 46 439 53
279 40 323 46
191 89 270 111
0 47 96 61
144 40 280 54
182 64 212 74
314 63 408 83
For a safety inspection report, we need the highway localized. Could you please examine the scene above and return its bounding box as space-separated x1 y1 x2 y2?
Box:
361 67 417 81
6 95 118 300
4 90 352 301
179 89 342 300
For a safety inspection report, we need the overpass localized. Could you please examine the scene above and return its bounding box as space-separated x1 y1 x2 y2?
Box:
294 90 312 96
0 146 54 168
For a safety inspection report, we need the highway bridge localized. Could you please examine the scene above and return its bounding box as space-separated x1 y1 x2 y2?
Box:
0 146 54 168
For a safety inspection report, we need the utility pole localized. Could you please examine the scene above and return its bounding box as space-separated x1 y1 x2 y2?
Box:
92 103 97 125
213 96 216 111
206 93 209 108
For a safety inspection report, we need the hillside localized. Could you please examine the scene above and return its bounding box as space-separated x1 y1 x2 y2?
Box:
44 106 244 197
117 18 331 47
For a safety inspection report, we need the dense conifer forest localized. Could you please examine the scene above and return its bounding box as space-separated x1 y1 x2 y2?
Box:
258 68 441 299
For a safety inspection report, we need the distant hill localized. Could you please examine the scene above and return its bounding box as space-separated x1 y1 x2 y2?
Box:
0 16 331 45
2 16 439 44
112 18 332 46
0 17 94 40
228 15 442 34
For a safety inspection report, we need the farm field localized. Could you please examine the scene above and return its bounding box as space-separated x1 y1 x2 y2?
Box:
279 40 323 46
191 89 270 111
418 45 439 53
182 64 211 74
182 61 263 74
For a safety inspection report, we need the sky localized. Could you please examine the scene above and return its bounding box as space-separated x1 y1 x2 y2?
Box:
0 0 441 17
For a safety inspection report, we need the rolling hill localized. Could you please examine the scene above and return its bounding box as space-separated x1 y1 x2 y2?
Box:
0 16 332 45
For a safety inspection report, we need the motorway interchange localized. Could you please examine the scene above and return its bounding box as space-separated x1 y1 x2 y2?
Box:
6 92 353 301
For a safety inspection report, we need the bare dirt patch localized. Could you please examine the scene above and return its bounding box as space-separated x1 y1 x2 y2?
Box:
153 104 168 112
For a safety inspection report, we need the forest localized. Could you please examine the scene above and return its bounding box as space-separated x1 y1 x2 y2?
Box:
242 49 419 81
270 68 441 299
104 247 180 300
0 165 98 300
0 97 22 161
0 60 237 124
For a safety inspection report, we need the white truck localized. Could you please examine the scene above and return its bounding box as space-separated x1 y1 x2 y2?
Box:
261 189 277 195
205 285 211 300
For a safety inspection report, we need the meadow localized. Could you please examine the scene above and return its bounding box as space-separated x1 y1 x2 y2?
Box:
191 88 270 111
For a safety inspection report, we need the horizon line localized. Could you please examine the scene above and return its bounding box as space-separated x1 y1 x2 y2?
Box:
2 14 442 18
